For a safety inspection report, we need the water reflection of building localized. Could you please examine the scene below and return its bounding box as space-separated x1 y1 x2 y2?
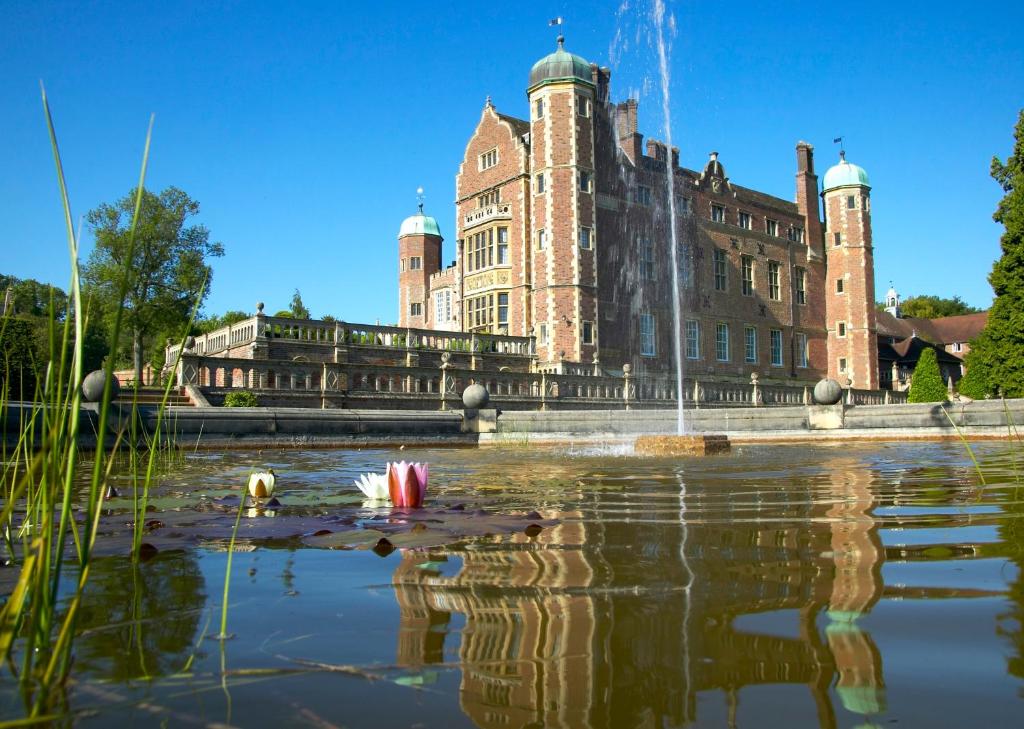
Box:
390 465 889 728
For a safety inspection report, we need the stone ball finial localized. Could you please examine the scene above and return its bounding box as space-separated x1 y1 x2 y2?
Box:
623 363 632 374
82 369 120 403
462 383 489 410
750 372 759 384
256 302 265 314
813 378 843 405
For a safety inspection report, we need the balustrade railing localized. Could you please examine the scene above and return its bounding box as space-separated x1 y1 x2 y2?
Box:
174 353 905 410
165 315 536 365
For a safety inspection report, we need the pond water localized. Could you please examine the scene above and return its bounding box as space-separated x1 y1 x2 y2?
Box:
6 440 1024 727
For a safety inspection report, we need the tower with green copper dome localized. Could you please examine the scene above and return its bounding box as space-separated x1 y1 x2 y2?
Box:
823 151 878 389
527 35 600 365
397 203 443 328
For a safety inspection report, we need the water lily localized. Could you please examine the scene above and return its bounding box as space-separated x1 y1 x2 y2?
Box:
355 472 389 501
248 470 276 500
386 461 428 508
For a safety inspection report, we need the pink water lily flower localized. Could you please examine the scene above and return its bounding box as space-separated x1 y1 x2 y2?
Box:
386 461 428 508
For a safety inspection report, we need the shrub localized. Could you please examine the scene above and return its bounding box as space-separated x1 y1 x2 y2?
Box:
223 390 259 407
908 348 948 403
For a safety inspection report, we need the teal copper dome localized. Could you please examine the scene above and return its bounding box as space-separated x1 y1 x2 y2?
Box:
823 152 870 191
528 36 593 91
398 206 442 238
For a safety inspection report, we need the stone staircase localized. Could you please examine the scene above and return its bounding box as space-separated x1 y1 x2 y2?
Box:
114 386 195 408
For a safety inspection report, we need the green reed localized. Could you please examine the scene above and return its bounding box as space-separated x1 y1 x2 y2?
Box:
0 86 192 719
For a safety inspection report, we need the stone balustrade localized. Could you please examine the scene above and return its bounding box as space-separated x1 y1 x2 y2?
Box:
173 353 904 410
165 316 536 366
463 203 512 228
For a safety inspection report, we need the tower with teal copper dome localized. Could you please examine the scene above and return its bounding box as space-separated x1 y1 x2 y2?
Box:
397 201 443 328
527 35 600 365
822 151 879 388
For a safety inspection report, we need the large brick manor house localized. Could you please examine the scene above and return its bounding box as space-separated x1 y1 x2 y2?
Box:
398 37 884 388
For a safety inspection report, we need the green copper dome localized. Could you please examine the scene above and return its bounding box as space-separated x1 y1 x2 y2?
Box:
398 208 442 239
528 37 593 91
823 152 870 191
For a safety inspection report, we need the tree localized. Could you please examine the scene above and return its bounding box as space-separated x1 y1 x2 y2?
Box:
960 110 1024 398
84 187 223 383
900 295 981 319
908 347 948 403
195 310 250 334
290 289 310 319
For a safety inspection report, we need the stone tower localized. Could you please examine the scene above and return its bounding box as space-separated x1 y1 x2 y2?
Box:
822 152 878 388
397 205 442 328
526 36 599 368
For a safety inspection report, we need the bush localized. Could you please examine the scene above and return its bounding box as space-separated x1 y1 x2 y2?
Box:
222 391 259 407
908 348 948 403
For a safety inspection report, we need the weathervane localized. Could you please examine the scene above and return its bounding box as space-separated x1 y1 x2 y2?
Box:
549 15 563 44
416 186 425 213
833 135 846 159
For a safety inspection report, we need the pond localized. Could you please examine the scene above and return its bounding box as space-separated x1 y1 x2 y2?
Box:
4 440 1023 727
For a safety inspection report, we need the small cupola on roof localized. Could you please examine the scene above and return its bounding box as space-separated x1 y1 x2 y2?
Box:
398 203 442 239
528 36 593 91
823 150 870 192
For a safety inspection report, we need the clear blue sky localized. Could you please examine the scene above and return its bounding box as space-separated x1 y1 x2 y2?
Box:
2 0 1021 322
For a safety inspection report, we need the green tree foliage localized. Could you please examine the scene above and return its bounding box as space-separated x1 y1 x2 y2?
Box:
901 295 980 319
961 110 1024 398
195 310 250 334
908 347 949 402
0 274 68 319
957 339 993 399
290 289 310 319
0 317 40 398
84 187 223 383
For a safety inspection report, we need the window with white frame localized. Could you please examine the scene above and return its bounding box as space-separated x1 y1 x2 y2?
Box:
536 228 546 250
577 95 590 117
640 313 656 356
795 267 806 305
579 170 593 192
410 256 422 270
636 186 652 206
837 321 846 338
479 149 498 170
739 211 752 230
839 357 848 373
434 290 452 326
535 173 545 194
768 261 781 300
741 255 754 296
745 325 757 363
582 321 594 345
640 238 655 280
410 302 422 317
715 323 730 362
796 332 808 368
714 249 727 291
766 219 778 236
497 227 509 264
497 293 508 327
711 204 725 223
835 278 844 294
579 227 593 249
789 226 804 243
538 322 548 344
535 98 544 119
685 320 700 359
770 329 783 366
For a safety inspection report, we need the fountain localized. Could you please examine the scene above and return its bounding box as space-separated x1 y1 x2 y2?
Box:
636 0 729 456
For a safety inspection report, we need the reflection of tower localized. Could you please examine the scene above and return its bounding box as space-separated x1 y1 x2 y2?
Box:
823 152 879 388
824 458 886 719
390 515 600 729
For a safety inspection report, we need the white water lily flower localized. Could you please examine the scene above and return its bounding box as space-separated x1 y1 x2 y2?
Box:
248 470 276 500
355 472 389 501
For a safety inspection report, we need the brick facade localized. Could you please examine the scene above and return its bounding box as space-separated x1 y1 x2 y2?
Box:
396 39 885 385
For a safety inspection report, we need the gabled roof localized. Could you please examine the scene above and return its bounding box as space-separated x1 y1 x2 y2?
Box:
496 112 530 138
928 312 988 344
876 310 988 346
877 336 961 366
